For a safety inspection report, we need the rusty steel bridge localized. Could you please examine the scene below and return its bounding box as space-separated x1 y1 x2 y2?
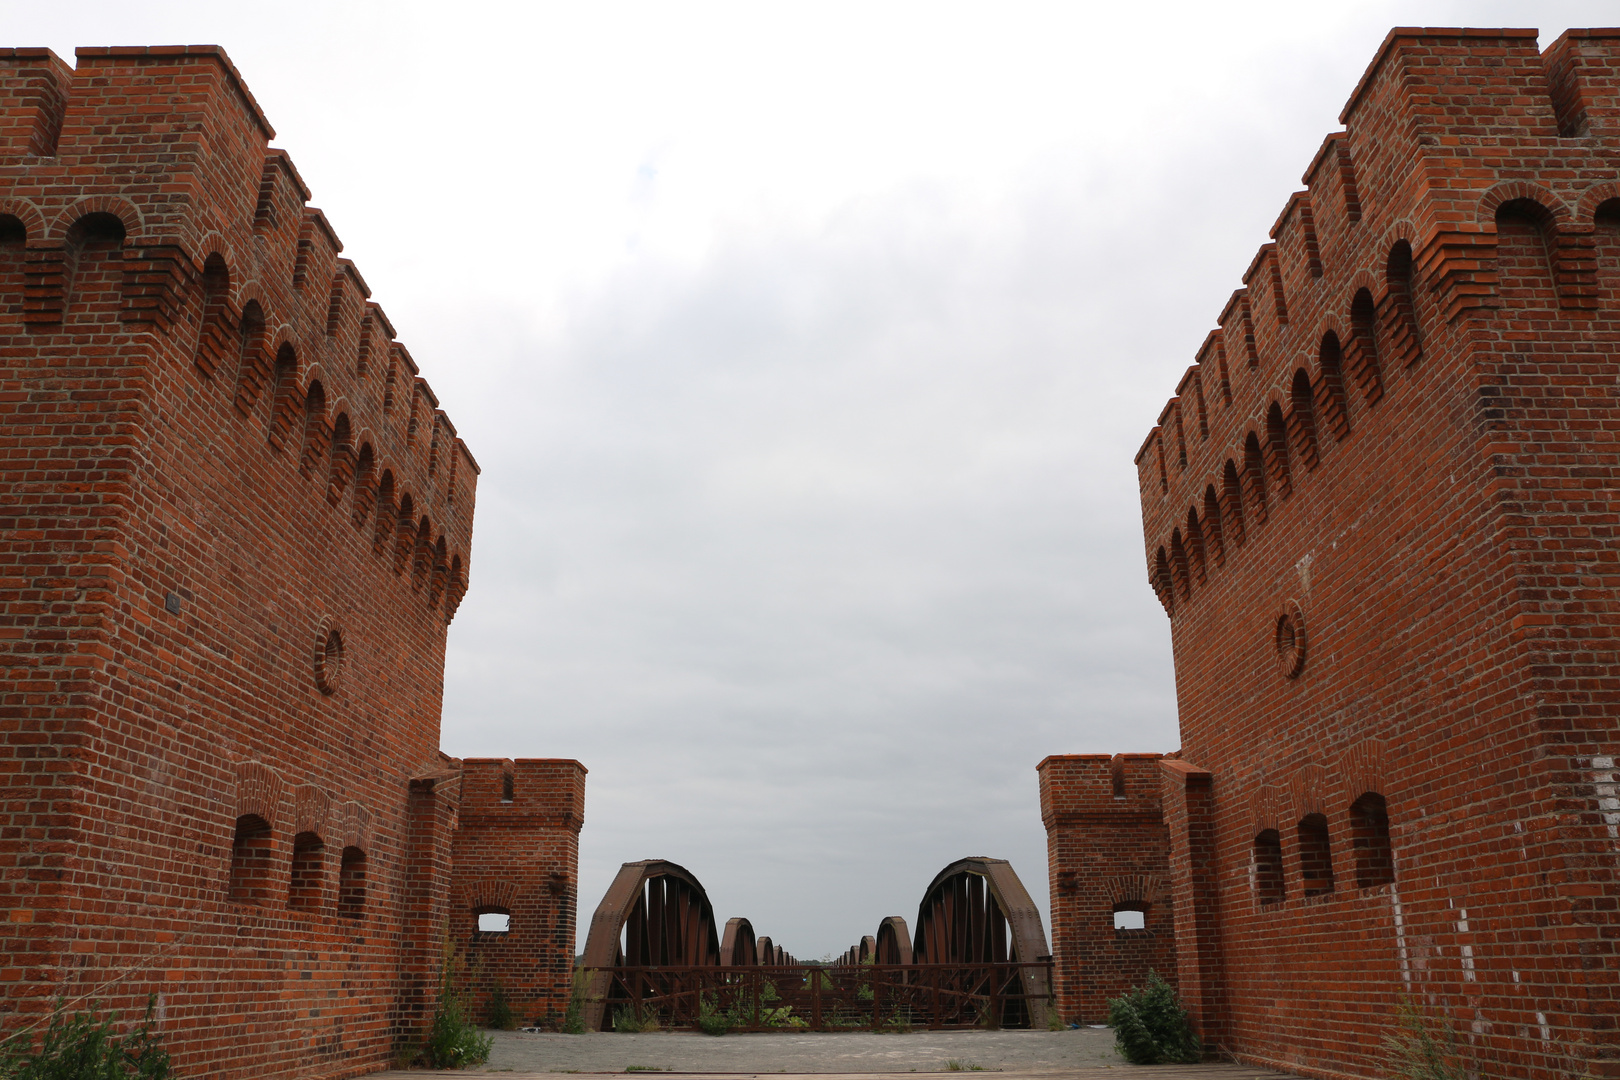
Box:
579 856 1052 1032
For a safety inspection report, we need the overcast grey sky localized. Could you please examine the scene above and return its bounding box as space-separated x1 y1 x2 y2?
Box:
14 0 1617 959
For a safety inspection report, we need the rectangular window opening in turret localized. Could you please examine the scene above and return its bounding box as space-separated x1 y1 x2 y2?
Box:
1114 906 1153 939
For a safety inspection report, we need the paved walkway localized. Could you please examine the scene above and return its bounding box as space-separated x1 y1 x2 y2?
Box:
391 1028 1299 1076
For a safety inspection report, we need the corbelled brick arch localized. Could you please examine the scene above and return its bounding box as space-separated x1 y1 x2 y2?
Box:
453 878 520 925
0 196 45 238
44 193 142 240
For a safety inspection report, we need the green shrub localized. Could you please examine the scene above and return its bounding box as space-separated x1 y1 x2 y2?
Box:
418 933 492 1069
1106 971 1199 1065
730 982 805 1030
0 996 172 1080
485 981 517 1031
612 1008 660 1033
1382 999 1467 1080
422 997 492 1069
696 993 732 1037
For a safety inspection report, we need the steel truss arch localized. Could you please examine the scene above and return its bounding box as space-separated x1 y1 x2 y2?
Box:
875 916 912 965
721 916 758 966
911 856 1051 1028
582 860 722 1029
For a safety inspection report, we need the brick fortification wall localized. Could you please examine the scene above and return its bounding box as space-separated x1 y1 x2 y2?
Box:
0 46 583 1078
453 758 585 1027
1037 754 1175 1023
1046 26 1620 1080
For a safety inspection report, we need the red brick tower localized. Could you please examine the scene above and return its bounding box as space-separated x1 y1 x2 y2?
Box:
0 46 583 1078
1037 753 1175 1023
1046 26 1620 1080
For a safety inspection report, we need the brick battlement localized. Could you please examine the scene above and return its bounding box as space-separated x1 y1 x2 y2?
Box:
0 45 476 619
458 758 588 823
1037 754 1164 821
1134 27 1620 619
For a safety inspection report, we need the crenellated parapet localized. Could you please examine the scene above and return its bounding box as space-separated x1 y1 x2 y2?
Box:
1133 27 1620 618
0 44 476 621
1038 753 1165 824
456 757 588 827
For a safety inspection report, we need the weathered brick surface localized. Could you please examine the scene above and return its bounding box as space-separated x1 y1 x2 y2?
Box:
0 45 584 1078
1048 26 1620 1080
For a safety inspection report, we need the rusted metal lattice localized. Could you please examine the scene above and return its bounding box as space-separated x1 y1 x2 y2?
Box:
909 857 1051 1029
586 961 1052 1032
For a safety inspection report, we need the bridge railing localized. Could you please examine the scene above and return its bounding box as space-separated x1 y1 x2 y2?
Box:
582 962 1053 1032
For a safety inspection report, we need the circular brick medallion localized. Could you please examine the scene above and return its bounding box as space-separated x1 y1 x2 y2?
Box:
1275 600 1306 679
314 619 344 694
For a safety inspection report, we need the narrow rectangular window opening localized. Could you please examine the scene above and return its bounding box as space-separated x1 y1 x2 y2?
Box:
1298 813 1335 897
1351 792 1395 888
1113 909 1145 931
338 846 367 919
1253 829 1285 905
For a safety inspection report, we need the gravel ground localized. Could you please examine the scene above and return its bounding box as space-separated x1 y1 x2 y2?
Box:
455 1027 1123 1073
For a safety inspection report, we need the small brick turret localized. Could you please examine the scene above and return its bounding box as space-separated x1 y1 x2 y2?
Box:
452 759 587 1027
1037 754 1174 1022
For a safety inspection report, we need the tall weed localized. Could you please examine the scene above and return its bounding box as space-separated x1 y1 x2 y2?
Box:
561 970 588 1034
418 931 492 1069
485 980 517 1031
1382 999 1467 1080
0 996 172 1080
